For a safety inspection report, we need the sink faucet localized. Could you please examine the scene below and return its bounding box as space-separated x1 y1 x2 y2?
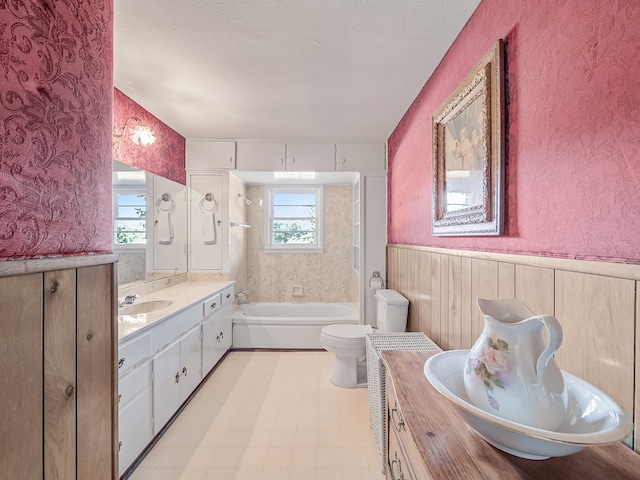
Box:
118 294 138 308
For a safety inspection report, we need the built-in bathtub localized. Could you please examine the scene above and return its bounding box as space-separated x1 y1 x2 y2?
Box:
232 302 359 349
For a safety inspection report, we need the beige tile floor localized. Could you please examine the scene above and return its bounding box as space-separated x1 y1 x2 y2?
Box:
128 350 387 480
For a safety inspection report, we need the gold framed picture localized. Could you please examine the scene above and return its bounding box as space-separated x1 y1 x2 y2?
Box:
432 39 505 236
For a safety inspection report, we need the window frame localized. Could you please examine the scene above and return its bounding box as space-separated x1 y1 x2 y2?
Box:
112 185 148 252
265 185 323 253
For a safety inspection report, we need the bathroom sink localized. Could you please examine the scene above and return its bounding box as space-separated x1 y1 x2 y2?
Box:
119 300 173 316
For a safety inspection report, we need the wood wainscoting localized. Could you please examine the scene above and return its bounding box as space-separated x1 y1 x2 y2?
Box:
386 244 640 451
0 254 118 480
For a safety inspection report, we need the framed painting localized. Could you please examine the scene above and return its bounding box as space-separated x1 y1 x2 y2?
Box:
432 39 505 236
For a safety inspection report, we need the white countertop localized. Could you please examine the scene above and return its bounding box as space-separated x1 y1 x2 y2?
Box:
117 279 234 341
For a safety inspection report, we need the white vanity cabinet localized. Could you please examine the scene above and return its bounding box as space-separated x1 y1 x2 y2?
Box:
117 333 153 476
118 363 153 475
186 139 236 169
152 326 203 432
202 287 234 374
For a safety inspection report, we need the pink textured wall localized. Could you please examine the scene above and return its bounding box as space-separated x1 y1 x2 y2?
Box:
388 0 640 264
0 1 113 259
113 88 186 185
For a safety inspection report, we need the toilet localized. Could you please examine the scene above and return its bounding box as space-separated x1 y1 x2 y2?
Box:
320 289 409 388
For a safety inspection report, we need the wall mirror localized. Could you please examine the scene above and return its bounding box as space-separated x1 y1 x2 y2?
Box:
113 160 187 286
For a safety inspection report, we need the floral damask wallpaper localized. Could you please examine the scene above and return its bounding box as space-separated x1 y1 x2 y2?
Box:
113 88 186 185
0 1 113 259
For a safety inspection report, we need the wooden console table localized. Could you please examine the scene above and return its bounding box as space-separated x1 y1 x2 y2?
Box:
381 350 640 479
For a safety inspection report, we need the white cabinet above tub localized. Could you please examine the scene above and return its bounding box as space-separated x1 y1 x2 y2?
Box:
186 139 236 170
236 141 286 171
236 141 335 172
335 143 386 171
285 143 336 171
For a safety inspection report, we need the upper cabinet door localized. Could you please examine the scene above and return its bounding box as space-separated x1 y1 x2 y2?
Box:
285 143 336 171
236 142 286 171
335 143 386 171
151 175 188 271
189 174 224 271
186 140 236 170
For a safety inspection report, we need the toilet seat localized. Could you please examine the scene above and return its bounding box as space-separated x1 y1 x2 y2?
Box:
321 324 372 340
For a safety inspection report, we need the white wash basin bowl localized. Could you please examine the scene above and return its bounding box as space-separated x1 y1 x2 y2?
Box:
424 350 632 460
119 300 173 316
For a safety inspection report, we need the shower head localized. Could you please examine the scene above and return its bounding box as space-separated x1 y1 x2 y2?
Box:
237 193 252 205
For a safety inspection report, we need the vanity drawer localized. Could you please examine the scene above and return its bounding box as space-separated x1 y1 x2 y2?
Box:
220 287 234 307
118 332 152 373
203 293 221 318
388 425 411 480
386 371 433 480
119 361 151 407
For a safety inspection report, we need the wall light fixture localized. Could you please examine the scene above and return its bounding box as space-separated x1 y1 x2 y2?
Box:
113 116 156 146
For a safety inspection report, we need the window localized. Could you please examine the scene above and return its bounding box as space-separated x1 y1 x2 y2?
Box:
113 187 147 247
266 186 323 252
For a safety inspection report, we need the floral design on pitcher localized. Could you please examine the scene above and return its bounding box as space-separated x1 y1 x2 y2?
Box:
466 337 510 410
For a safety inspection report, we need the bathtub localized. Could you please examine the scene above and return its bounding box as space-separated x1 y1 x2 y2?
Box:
232 302 359 349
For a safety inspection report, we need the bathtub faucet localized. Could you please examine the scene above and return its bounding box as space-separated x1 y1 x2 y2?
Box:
235 290 249 305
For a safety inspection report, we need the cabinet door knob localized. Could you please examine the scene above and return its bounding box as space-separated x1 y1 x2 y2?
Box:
182 366 188 376
118 357 125 369
175 372 181 383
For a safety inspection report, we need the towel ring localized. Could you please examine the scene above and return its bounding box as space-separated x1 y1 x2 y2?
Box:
156 193 176 213
199 192 219 214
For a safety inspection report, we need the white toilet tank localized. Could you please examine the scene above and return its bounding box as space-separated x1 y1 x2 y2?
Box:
375 289 409 332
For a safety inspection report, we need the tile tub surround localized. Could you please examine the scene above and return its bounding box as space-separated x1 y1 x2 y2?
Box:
126 351 385 480
118 277 233 340
245 185 356 303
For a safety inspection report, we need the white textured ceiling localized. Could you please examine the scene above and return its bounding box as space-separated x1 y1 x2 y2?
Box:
114 0 480 142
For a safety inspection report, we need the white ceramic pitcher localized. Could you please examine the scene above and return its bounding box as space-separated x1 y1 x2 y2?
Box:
463 298 568 430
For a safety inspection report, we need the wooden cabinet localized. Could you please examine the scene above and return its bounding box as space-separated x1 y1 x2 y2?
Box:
236 141 286 171
285 143 335 171
186 139 236 170
152 327 203 432
189 173 227 271
336 143 386 171
382 350 640 480
386 369 432 480
0 257 117 480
